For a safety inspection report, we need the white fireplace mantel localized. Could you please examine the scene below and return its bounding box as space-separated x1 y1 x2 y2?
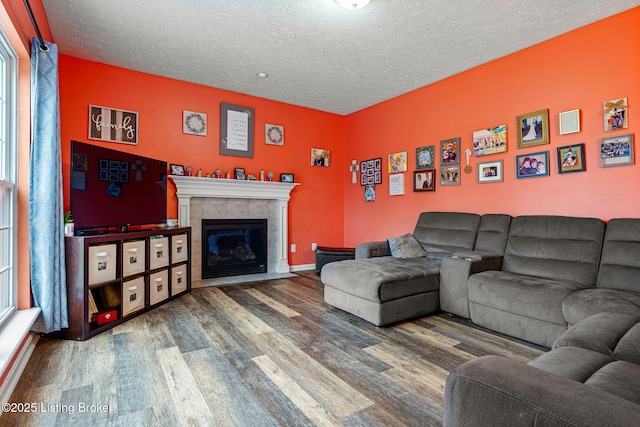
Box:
170 175 299 274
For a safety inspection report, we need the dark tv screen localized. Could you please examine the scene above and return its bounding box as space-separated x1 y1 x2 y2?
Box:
70 141 167 231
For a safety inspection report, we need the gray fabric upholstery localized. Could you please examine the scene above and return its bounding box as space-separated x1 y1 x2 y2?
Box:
439 255 503 318
387 233 427 258
444 355 640 427
528 346 614 382
585 361 640 406
553 312 640 365
355 240 389 259
321 257 440 303
469 302 566 348
468 271 587 324
597 218 640 293
324 285 439 326
473 213 511 255
562 288 640 325
502 215 605 287
413 212 480 253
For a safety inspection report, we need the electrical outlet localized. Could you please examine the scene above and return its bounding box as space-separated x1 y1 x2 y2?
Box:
312 243 317 251
291 244 296 252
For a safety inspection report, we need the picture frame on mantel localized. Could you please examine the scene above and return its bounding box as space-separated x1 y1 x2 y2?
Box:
220 102 255 158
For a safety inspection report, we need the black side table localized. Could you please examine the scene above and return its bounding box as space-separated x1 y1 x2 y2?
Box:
315 246 355 275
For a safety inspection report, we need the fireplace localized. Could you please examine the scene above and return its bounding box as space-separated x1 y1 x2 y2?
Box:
201 219 267 278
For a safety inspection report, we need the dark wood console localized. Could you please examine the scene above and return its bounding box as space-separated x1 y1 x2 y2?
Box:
57 227 191 340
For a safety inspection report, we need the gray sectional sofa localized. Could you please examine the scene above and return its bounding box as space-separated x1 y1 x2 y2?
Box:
320 212 640 426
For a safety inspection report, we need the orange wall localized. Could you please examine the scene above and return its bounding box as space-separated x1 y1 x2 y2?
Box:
343 7 640 246
58 55 346 265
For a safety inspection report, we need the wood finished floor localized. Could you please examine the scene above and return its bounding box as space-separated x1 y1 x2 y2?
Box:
4 271 544 426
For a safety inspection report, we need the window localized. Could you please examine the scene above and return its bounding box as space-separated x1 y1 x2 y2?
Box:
0 26 17 327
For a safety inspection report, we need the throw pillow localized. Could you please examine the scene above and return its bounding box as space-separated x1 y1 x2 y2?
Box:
387 233 428 258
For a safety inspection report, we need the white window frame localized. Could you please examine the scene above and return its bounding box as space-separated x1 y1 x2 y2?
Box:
0 25 18 329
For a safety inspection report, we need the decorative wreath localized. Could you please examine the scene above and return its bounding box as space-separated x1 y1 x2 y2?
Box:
266 125 283 145
184 113 206 134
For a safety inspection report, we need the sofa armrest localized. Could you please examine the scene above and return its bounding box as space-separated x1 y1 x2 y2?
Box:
355 241 389 259
451 250 503 261
440 254 503 318
444 355 640 427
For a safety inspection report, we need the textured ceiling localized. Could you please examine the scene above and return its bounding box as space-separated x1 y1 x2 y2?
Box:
42 0 640 115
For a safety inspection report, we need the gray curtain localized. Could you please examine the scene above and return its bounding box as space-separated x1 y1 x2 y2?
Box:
29 39 68 333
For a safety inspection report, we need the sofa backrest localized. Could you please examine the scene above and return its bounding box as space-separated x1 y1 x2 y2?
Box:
502 215 605 287
413 212 481 254
474 214 512 255
596 218 640 292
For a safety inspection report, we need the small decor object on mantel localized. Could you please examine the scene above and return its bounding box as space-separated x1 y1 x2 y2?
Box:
280 173 294 183
473 125 507 156
235 168 246 180
183 110 207 136
517 109 549 149
186 166 194 176
603 98 628 132
265 124 284 146
600 133 634 167
169 164 185 176
89 105 138 145
267 171 274 181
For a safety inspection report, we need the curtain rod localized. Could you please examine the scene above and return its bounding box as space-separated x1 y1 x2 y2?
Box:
23 0 48 51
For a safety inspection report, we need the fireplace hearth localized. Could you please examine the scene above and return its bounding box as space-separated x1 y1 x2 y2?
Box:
201 219 267 278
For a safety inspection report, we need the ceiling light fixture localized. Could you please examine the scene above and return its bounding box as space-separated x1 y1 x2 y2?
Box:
336 0 371 10
257 72 269 78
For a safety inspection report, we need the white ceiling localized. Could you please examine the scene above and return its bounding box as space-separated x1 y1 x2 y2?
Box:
42 0 640 116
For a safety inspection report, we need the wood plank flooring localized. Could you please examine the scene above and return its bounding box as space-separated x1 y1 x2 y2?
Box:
3 271 544 426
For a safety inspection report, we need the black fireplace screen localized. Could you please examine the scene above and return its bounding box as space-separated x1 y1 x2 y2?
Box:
201 219 267 278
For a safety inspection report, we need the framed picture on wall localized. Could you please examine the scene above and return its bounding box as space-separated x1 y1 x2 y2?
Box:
477 160 503 183
440 166 460 186
516 151 549 179
603 98 628 132
600 134 634 167
559 109 580 135
557 144 586 174
413 169 435 191
416 146 435 169
440 138 460 165
473 125 507 156
517 109 549 149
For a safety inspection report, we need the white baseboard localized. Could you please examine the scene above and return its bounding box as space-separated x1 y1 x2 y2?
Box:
290 263 315 272
0 332 39 405
0 308 41 406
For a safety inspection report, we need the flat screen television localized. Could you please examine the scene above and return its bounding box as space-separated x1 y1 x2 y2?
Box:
70 141 167 233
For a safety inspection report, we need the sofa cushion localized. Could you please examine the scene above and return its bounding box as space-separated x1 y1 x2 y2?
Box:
585 361 640 406
562 288 640 325
553 312 640 364
413 212 480 252
528 346 614 383
474 213 511 255
320 256 440 303
502 215 605 287
387 233 427 258
596 218 640 293
468 270 587 324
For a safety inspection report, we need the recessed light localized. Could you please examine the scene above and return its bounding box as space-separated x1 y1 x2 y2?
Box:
336 0 371 9
257 72 269 78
